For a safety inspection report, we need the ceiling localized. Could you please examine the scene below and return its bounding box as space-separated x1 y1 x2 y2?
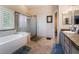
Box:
26 5 58 9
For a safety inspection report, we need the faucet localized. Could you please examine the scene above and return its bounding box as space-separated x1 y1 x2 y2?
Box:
70 26 76 32
76 26 79 34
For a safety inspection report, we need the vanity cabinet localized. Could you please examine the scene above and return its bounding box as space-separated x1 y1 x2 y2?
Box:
60 31 79 54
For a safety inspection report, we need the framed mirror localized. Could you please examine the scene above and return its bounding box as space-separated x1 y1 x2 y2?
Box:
62 11 72 25
47 16 52 23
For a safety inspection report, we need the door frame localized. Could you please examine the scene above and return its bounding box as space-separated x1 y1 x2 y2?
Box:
53 10 59 43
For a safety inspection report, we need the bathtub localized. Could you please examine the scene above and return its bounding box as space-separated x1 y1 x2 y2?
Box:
0 32 30 54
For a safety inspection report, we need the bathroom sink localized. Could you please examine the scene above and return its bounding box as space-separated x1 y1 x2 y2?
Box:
64 31 76 34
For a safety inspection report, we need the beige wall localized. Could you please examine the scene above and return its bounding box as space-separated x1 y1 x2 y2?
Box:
28 6 58 38
59 5 79 30
0 5 31 37
58 5 79 43
59 5 72 30
0 5 59 38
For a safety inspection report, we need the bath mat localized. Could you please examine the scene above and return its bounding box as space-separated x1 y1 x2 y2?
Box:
51 44 64 54
47 37 51 40
31 36 41 42
13 46 31 54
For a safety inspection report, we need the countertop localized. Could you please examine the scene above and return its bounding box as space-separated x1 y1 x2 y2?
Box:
62 31 79 48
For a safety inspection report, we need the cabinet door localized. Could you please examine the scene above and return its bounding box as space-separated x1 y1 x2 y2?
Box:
60 32 64 49
64 42 70 54
71 43 79 54
64 37 70 45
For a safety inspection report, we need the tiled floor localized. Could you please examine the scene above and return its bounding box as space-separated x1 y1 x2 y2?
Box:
27 37 56 54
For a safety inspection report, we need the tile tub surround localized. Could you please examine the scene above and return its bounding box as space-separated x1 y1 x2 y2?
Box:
0 30 16 37
0 32 30 54
27 38 56 54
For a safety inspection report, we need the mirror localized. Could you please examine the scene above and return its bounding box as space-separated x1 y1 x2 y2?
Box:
74 10 79 25
62 11 72 25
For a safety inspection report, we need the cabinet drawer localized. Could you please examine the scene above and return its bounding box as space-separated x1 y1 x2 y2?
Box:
64 37 70 45
64 48 69 54
64 42 70 54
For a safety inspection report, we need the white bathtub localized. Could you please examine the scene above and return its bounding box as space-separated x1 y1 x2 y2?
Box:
0 32 30 54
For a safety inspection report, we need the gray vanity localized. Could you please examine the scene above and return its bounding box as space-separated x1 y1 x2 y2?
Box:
60 31 79 54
